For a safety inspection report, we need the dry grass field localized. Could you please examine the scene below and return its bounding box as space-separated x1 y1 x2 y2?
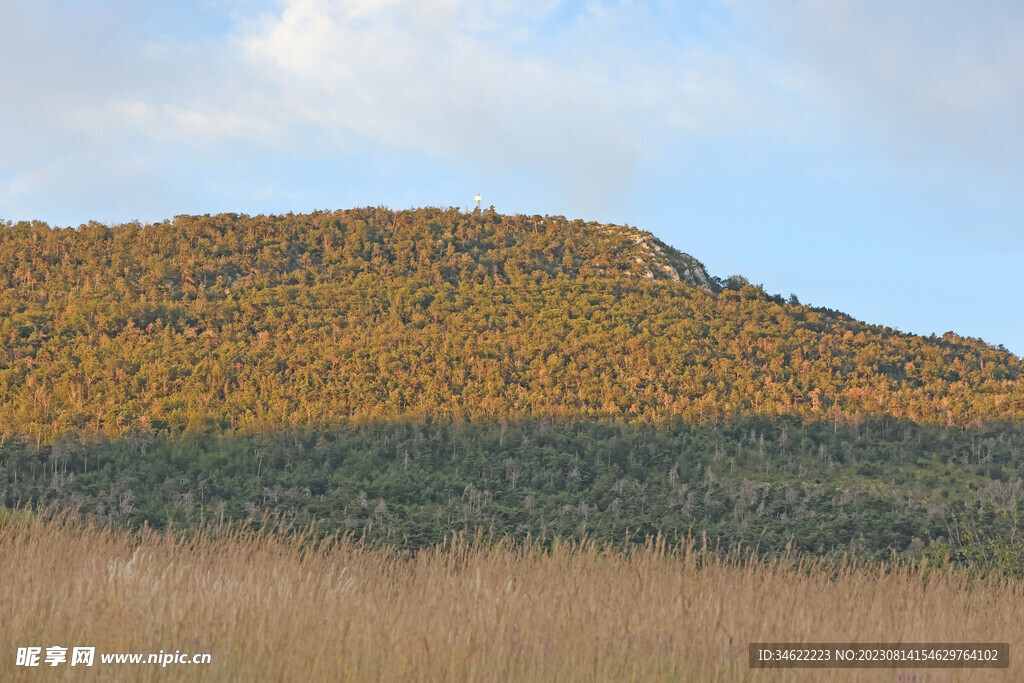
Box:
2 511 1021 682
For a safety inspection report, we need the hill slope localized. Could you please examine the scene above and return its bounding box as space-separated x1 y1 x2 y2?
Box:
1 206 1022 441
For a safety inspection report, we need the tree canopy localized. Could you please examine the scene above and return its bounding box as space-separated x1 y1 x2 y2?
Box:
1 207 1021 443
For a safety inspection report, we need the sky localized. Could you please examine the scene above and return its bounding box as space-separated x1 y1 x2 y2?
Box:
1 0 1022 356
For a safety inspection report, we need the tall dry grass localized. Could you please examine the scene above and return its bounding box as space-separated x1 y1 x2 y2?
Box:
1 512 1021 682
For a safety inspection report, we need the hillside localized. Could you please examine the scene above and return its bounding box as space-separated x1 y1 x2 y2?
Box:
2 207 1024 564
1 206 1022 443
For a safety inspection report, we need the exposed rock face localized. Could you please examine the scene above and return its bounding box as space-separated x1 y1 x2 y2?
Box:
598 224 714 289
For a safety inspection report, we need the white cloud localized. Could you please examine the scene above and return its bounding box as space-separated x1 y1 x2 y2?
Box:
235 1 630 196
2 0 767 219
30 0 1024 223
224 0 760 208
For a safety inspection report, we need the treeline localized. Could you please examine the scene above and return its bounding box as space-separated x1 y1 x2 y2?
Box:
1 208 1022 443
2 418 1023 569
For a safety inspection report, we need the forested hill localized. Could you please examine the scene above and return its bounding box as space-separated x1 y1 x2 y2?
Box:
1 206 1022 442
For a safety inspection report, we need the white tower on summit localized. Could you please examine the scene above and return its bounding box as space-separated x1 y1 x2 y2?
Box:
474 193 482 210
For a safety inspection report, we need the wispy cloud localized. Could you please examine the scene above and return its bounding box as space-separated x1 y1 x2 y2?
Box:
3 0 765 220
729 0 1024 178
4 0 1023 225
0 0 244 222
228 0 759 208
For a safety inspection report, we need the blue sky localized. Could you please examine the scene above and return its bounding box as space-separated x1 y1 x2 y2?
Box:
1 0 1022 356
